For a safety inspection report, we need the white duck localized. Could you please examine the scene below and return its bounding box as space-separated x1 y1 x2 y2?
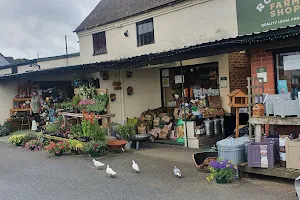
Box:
132 160 140 173
92 159 105 169
174 166 182 178
106 165 117 177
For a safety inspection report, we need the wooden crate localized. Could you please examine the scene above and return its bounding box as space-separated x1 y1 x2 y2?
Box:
286 139 300 170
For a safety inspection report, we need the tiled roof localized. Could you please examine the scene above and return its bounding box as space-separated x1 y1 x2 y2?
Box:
75 0 184 32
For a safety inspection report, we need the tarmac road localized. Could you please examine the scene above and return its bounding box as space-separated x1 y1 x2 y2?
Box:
0 142 297 200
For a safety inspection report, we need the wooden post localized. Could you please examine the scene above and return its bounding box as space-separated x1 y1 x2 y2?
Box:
236 108 239 138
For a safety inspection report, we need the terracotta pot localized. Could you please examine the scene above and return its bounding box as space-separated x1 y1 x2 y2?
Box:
107 140 127 149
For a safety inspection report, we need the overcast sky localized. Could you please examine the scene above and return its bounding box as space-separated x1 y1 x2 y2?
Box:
0 0 99 59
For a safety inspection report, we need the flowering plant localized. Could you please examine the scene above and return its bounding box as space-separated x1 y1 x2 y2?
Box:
206 158 238 183
25 140 43 151
78 99 95 106
45 141 70 154
8 134 26 145
82 141 107 154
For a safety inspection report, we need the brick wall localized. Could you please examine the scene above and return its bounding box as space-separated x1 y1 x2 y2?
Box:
228 52 251 93
250 48 275 94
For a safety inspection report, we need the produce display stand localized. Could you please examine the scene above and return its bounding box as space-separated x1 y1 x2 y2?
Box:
58 112 115 136
241 77 300 179
240 116 300 179
58 88 115 136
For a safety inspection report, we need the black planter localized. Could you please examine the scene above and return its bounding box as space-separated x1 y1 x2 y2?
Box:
79 138 88 142
71 150 79 155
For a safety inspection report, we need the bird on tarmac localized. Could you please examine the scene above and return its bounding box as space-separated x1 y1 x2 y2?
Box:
92 159 105 169
106 165 117 177
132 160 140 173
174 166 182 178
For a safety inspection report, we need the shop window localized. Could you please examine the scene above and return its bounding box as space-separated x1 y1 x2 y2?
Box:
136 18 154 47
93 31 107 55
161 63 219 107
276 51 300 98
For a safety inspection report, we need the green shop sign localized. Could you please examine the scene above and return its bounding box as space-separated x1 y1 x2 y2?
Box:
237 0 300 35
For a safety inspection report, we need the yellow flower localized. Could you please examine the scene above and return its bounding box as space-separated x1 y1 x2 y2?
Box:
206 177 211 181
234 166 237 169
220 162 223 164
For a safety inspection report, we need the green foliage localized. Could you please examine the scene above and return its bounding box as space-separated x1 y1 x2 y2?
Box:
0 121 13 136
8 134 26 144
116 124 136 141
21 133 38 145
86 94 109 113
68 139 84 151
70 124 83 138
127 117 139 127
72 95 81 106
79 85 96 100
81 119 89 138
59 101 73 111
82 140 107 154
207 158 238 182
90 125 107 142
45 141 70 154
45 123 60 133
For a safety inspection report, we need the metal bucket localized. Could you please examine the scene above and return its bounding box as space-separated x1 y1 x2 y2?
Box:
204 119 214 136
213 118 221 135
220 117 225 134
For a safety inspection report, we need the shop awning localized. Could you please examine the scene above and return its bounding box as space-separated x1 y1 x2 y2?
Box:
1 25 300 82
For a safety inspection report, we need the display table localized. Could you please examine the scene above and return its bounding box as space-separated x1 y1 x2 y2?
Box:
249 116 300 125
58 112 115 136
249 117 300 142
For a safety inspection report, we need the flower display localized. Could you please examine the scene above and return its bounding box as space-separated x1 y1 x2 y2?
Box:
25 140 43 151
45 141 70 155
78 99 95 106
207 158 238 183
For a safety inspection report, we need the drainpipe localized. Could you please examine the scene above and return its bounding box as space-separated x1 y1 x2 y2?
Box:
120 70 126 123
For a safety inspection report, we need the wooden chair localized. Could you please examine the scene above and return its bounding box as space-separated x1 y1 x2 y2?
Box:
21 115 30 130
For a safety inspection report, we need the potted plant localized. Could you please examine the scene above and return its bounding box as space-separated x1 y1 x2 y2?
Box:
45 141 70 156
69 139 84 155
206 159 238 184
116 124 136 149
25 140 43 151
8 134 26 146
45 123 60 136
69 124 83 139
82 141 107 158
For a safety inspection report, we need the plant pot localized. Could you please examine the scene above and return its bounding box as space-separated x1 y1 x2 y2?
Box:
79 138 88 142
29 146 35 151
125 141 132 150
55 151 64 156
71 150 79 155
215 177 228 184
89 151 100 158
16 142 22 146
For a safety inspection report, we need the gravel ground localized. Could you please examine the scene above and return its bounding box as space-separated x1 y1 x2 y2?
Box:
0 142 297 200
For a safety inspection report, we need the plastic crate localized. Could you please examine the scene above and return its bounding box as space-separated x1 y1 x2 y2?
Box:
248 142 275 168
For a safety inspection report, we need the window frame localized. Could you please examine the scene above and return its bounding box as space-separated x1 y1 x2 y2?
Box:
92 31 107 55
136 18 155 47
